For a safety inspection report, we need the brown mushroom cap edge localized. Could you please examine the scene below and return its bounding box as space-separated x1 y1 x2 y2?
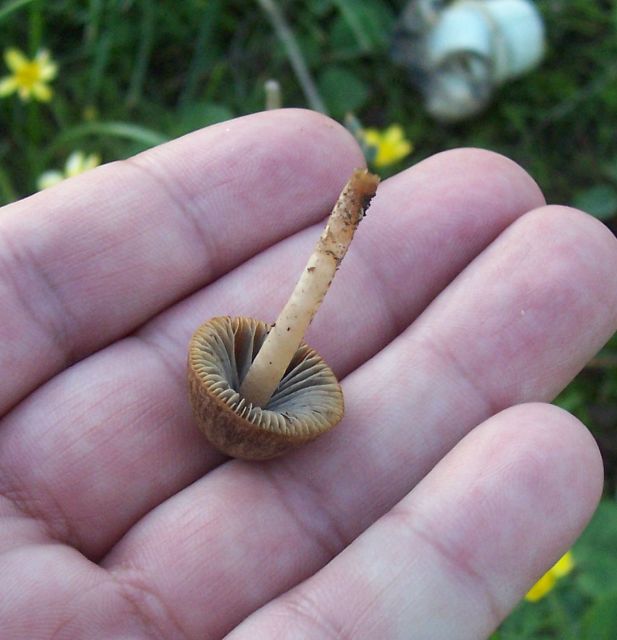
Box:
188 316 344 460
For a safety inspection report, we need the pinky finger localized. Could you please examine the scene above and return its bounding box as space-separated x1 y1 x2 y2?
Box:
227 403 603 640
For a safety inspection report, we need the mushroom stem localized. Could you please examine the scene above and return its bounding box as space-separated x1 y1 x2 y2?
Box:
239 168 379 408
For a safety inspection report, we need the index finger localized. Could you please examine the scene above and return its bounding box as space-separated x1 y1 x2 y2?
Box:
0 110 364 413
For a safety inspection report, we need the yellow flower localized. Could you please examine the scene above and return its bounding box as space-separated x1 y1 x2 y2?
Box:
525 551 575 602
37 151 101 190
0 48 57 102
361 124 413 168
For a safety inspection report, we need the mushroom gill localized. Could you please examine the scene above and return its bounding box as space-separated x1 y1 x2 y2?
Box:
188 316 344 460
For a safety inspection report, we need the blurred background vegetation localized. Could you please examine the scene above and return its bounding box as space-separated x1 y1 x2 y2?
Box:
0 0 616 636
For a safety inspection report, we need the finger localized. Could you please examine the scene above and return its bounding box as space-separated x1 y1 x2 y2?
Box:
0 150 544 559
0 407 601 640
227 404 603 639
0 109 364 414
0 546 130 639
100 204 617 639
0 543 193 638
164 147 546 377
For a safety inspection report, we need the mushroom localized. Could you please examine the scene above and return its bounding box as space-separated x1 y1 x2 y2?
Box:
391 0 545 122
188 168 379 460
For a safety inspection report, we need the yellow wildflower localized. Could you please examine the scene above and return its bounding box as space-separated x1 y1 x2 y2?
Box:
361 124 413 168
37 151 101 190
525 551 575 602
0 48 57 102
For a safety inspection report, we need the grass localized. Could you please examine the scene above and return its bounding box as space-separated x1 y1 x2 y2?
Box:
0 0 616 636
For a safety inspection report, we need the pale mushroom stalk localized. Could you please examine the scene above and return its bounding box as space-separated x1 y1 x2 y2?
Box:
239 168 379 408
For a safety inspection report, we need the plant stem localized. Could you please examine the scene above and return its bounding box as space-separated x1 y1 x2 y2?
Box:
255 0 327 113
264 79 282 109
126 0 156 108
26 0 43 185
239 169 379 407
178 0 222 108
586 354 617 369
28 0 42 52
0 0 37 22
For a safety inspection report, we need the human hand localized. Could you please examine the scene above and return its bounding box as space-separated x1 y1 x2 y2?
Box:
1 110 615 639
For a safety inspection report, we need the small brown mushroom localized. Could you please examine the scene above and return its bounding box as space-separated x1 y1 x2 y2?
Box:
187 169 379 460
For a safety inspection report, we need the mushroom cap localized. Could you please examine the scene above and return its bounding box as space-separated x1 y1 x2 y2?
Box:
188 316 344 460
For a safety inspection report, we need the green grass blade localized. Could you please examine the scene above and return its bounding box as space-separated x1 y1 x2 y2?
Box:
256 0 327 113
49 122 168 151
87 30 112 104
178 0 223 108
0 164 17 205
0 0 37 22
331 0 372 52
126 0 156 108
28 0 42 52
84 0 104 45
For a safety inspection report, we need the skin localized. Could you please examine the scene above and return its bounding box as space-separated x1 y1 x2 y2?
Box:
0 109 615 640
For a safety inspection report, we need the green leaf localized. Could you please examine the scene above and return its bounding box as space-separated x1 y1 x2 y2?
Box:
0 163 17 205
574 500 617 597
582 594 617 640
331 0 372 52
331 0 395 53
49 122 168 152
317 66 369 118
0 0 37 22
572 184 617 221
170 102 234 136
553 385 587 414
308 0 332 19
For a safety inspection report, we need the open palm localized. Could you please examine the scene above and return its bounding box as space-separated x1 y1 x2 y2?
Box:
1 110 616 640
